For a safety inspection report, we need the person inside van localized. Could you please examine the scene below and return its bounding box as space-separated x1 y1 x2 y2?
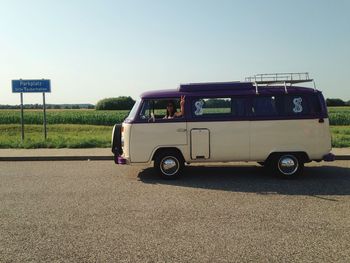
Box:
164 96 185 119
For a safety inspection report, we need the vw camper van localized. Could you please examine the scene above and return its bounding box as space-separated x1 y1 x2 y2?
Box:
112 73 334 179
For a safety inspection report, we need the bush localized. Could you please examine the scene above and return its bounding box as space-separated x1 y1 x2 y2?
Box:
96 97 135 110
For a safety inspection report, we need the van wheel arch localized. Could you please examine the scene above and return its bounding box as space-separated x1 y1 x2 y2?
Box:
265 151 310 164
152 147 185 162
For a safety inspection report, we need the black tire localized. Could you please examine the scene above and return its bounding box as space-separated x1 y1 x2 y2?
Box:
154 150 184 179
268 153 304 179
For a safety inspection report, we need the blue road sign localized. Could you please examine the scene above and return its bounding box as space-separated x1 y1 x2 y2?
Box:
12 79 51 93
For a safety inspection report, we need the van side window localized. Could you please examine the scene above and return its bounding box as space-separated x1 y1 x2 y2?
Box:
191 97 247 118
252 96 280 116
231 98 247 116
139 100 152 120
307 94 322 114
138 99 182 121
252 94 322 117
192 98 231 117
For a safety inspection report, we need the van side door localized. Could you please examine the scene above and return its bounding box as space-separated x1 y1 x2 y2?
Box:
187 96 250 162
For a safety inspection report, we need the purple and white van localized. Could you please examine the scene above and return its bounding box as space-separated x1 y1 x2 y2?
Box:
112 73 334 179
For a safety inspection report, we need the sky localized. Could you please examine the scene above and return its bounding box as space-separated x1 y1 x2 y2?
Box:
0 0 349 105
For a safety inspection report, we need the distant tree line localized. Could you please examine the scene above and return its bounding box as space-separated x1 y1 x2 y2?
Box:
0 104 95 109
326 98 350 107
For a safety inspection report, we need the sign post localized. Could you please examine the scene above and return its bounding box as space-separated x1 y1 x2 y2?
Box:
20 93 24 142
12 79 51 141
43 93 47 139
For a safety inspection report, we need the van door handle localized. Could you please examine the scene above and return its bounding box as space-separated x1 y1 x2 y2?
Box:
176 128 187 132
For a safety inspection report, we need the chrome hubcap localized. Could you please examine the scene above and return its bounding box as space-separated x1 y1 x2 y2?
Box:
278 155 298 175
160 157 179 176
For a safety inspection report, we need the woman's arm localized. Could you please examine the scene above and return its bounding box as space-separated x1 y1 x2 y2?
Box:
175 96 185 117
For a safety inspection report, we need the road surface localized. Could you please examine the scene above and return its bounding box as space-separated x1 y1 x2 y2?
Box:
1 161 349 262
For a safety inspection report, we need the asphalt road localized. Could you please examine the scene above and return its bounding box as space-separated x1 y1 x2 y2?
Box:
0 161 349 262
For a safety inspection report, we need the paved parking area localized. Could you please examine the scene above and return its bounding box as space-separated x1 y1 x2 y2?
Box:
0 161 349 262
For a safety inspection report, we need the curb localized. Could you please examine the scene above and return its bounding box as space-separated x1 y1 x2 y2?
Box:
335 155 350 160
0 156 349 162
0 156 114 161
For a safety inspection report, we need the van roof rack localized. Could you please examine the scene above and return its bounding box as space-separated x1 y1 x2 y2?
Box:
245 72 316 94
245 72 313 85
179 73 316 94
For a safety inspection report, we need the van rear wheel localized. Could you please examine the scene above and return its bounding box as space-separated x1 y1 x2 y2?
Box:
154 151 184 179
269 154 304 178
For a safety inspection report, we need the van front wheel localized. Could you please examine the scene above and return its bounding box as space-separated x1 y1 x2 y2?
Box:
154 151 184 179
269 154 304 178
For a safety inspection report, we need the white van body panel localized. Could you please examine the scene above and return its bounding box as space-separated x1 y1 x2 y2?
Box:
250 118 332 161
123 118 331 164
129 122 187 163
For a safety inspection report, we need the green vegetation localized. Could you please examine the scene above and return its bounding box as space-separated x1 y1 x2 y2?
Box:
96 96 135 110
0 103 95 109
330 126 350 148
0 107 347 126
0 124 111 149
0 109 129 126
328 107 350 126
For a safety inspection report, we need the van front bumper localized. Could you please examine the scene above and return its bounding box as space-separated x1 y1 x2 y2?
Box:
114 155 128 165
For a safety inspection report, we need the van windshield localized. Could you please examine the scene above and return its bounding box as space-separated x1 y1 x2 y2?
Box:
125 99 141 121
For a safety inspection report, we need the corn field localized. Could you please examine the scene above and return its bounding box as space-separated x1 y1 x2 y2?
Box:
0 107 348 126
0 110 129 126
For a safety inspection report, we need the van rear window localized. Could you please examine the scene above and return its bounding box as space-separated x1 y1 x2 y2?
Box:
252 94 322 117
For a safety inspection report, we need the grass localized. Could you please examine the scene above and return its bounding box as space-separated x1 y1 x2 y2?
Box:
0 124 349 149
330 126 350 148
0 124 112 149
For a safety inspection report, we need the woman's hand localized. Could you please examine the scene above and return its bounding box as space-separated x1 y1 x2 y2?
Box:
174 96 186 117
175 95 185 117
180 95 185 108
